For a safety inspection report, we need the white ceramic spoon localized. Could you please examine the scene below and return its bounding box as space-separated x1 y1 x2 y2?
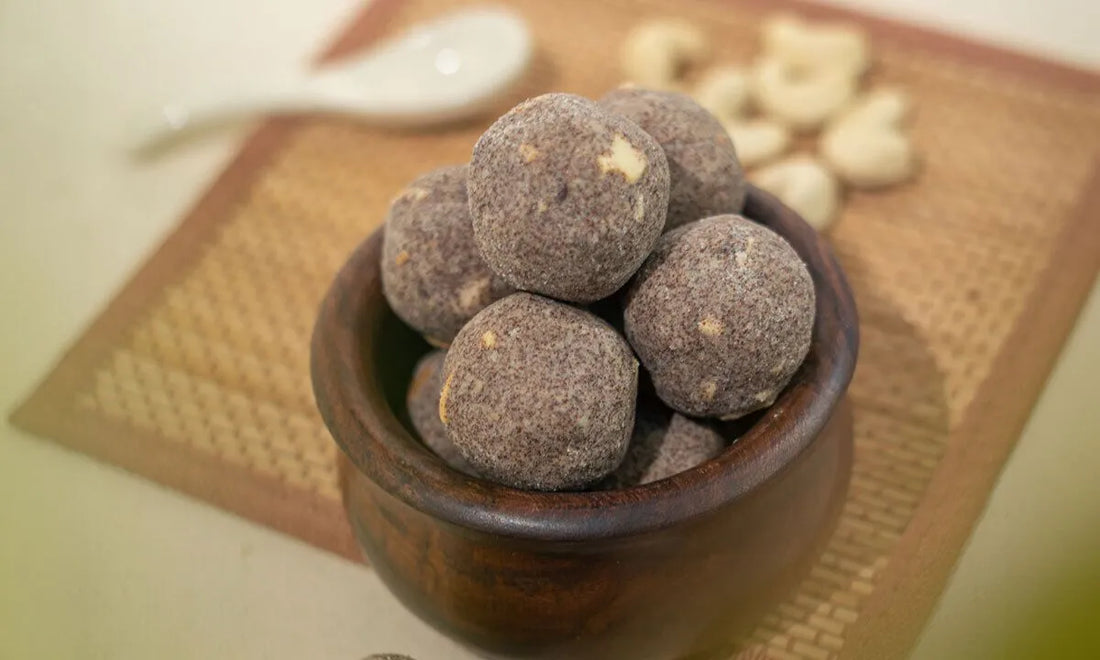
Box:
134 6 533 150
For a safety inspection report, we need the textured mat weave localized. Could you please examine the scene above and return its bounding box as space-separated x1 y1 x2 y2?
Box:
12 0 1100 658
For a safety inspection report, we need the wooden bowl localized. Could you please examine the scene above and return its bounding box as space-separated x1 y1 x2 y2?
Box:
311 187 859 660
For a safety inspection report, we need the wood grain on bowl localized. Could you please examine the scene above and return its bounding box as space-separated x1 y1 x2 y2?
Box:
311 187 859 659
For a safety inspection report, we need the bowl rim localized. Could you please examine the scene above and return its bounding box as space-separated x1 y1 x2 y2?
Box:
311 185 859 542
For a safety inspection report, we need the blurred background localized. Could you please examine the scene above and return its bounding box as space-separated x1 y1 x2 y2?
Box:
1 0 1098 658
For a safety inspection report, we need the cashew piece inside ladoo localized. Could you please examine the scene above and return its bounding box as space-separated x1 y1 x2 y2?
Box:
751 155 841 230
821 88 917 189
620 19 710 89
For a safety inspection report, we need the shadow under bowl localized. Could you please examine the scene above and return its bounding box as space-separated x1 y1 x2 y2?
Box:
312 186 860 660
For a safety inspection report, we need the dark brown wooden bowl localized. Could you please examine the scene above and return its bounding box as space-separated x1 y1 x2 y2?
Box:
311 186 859 660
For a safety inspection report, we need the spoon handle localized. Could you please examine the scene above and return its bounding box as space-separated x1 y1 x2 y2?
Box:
132 78 365 152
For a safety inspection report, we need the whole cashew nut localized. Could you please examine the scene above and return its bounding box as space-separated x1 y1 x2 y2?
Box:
820 88 917 189
820 127 915 189
693 66 750 120
751 57 857 131
762 13 870 78
723 119 791 168
620 19 710 89
833 88 911 127
751 155 841 230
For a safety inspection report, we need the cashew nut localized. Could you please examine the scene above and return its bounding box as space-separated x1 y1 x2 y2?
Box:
762 13 870 78
693 65 749 120
751 156 840 230
820 89 917 189
751 57 857 131
620 19 710 89
723 119 791 168
832 88 911 127
820 127 915 189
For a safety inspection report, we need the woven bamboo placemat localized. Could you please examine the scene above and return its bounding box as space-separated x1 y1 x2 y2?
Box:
12 0 1100 657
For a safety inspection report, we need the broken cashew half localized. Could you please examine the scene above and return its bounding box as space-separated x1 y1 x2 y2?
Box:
693 65 750 120
751 156 840 230
723 119 791 168
751 57 857 131
762 13 870 78
620 19 710 89
821 88 917 189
